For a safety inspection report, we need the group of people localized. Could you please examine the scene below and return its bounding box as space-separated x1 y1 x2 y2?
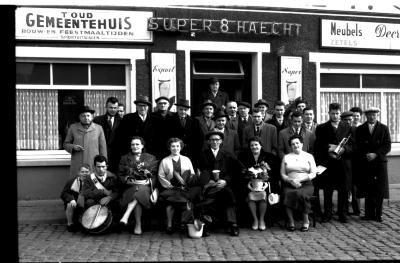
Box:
61 77 391 238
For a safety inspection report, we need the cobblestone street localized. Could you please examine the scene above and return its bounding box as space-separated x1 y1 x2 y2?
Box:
18 201 400 262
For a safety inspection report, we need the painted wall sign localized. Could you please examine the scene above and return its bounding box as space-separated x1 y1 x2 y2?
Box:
148 17 301 37
151 53 177 109
16 7 153 42
321 19 400 50
280 56 302 104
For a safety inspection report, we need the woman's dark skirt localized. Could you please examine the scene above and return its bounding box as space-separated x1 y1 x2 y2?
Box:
282 181 314 214
120 184 152 209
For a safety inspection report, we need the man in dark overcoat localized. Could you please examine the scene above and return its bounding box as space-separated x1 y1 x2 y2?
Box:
169 99 202 168
198 131 241 237
314 103 354 223
200 77 229 112
355 107 391 222
114 95 155 159
93 96 122 173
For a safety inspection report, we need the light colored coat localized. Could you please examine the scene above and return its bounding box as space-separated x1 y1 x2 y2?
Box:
64 122 107 178
158 155 195 189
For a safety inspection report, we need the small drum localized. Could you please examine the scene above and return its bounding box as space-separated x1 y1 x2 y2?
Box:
80 204 113 234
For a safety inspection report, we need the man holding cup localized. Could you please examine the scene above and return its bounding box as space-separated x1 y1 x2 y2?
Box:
198 131 240 237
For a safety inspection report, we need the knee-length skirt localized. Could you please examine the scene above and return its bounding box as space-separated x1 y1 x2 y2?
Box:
120 184 152 210
282 181 314 214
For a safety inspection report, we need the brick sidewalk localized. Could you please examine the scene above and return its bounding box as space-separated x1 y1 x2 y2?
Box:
18 201 400 262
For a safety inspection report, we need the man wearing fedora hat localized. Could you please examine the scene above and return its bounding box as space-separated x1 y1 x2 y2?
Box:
237 101 253 146
355 107 391 222
195 100 217 151
169 99 202 167
64 105 107 178
115 95 156 158
198 130 240 237
152 96 176 159
254 99 272 122
212 110 241 157
200 77 229 112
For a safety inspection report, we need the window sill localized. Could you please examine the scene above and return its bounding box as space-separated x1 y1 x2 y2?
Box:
388 143 400 156
17 150 71 167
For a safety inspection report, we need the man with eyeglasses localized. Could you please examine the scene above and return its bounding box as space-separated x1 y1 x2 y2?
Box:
198 131 240 237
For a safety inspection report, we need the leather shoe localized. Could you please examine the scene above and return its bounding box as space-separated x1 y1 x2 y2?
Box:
67 224 78 233
230 225 239 236
286 225 295 232
166 226 174 235
375 216 382 222
202 227 211 237
338 216 347 223
300 224 309 232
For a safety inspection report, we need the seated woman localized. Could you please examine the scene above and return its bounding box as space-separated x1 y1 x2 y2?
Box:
118 136 158 235
281 134 317 232
158 138 202 234
238 136 280 231
60 164 91 232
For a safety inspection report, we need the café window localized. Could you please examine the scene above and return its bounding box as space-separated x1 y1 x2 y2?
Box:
16 61 127 150
319 63 400 143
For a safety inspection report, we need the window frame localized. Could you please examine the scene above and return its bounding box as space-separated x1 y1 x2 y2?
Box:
16 46 145 166
310 52 400 155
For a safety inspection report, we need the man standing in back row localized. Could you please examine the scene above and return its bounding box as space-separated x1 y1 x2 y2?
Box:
356 107 391 222
200 77 229 112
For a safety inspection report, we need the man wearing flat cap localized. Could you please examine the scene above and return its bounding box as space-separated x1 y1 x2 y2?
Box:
115 95 156 159
198 131 241 237
64 106 107 178
200 77 229 112
355 107 391 222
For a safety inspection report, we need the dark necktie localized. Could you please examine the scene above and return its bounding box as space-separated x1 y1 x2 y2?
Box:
108 116 113 128
255 126 260 135
180 117 186 127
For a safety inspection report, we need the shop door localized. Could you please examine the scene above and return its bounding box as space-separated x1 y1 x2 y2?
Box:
191 53 252 115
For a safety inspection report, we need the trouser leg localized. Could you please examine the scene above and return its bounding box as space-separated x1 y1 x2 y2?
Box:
337 189 347 217
365 197 375 218
375 196 384 219
226 206 237 225
323 188 333 217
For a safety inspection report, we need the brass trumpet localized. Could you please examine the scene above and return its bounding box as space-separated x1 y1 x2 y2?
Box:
332 134 352 159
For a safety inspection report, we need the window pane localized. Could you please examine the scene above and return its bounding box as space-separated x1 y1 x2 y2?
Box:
91 64 126 85
53 64 88 85
84 90 126 116
385 93 400 142
193 60 243 74
16 62 50 84
320 92 380 124
363 75 400 89
16 90 59 150
321 74 359 88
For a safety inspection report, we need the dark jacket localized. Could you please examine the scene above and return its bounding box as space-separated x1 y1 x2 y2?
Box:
151 111 176 159
60 177 82 208
81 171 119 206
200 90 229 111
267 116 289 135
114 112 155 158
93 114 122 172
314 121 354 191
355 121 391 199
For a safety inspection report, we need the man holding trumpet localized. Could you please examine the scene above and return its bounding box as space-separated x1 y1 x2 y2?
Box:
314 103 354 224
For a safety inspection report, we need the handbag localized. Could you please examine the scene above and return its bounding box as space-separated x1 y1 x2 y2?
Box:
266 182 280 205
149 180 159 204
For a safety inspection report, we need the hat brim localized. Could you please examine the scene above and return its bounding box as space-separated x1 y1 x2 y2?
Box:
364 110 380 114
202 103 217 109
255 102 269 108
134 101 152 107
212 114 229 120
175 103 190 108
205 131 224 140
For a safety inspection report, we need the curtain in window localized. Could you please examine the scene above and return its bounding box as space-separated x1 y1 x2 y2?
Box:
385 93 400 142
16 90 59 150
320 92 381 123
84 90 126 116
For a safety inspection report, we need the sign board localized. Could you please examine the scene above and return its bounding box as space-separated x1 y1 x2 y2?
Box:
151 53 177 109
16 7 153 42
280 56 302 104
321 19 400 50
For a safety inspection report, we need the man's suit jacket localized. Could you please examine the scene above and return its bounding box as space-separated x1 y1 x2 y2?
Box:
151 111 176 159
237 115 253 146
94 114 122 172
195 116 216 150
227 115 239 131
214 128 241 157
355 121 391 199
267 116 289 135
114 112 155 158
200 91 229 111
242 122 278 156
278 126 315 160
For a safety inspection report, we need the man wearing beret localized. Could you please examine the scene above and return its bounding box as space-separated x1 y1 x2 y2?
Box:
355 107 391 222
200 77 229 112
198 131 240 237
64 106 107 178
